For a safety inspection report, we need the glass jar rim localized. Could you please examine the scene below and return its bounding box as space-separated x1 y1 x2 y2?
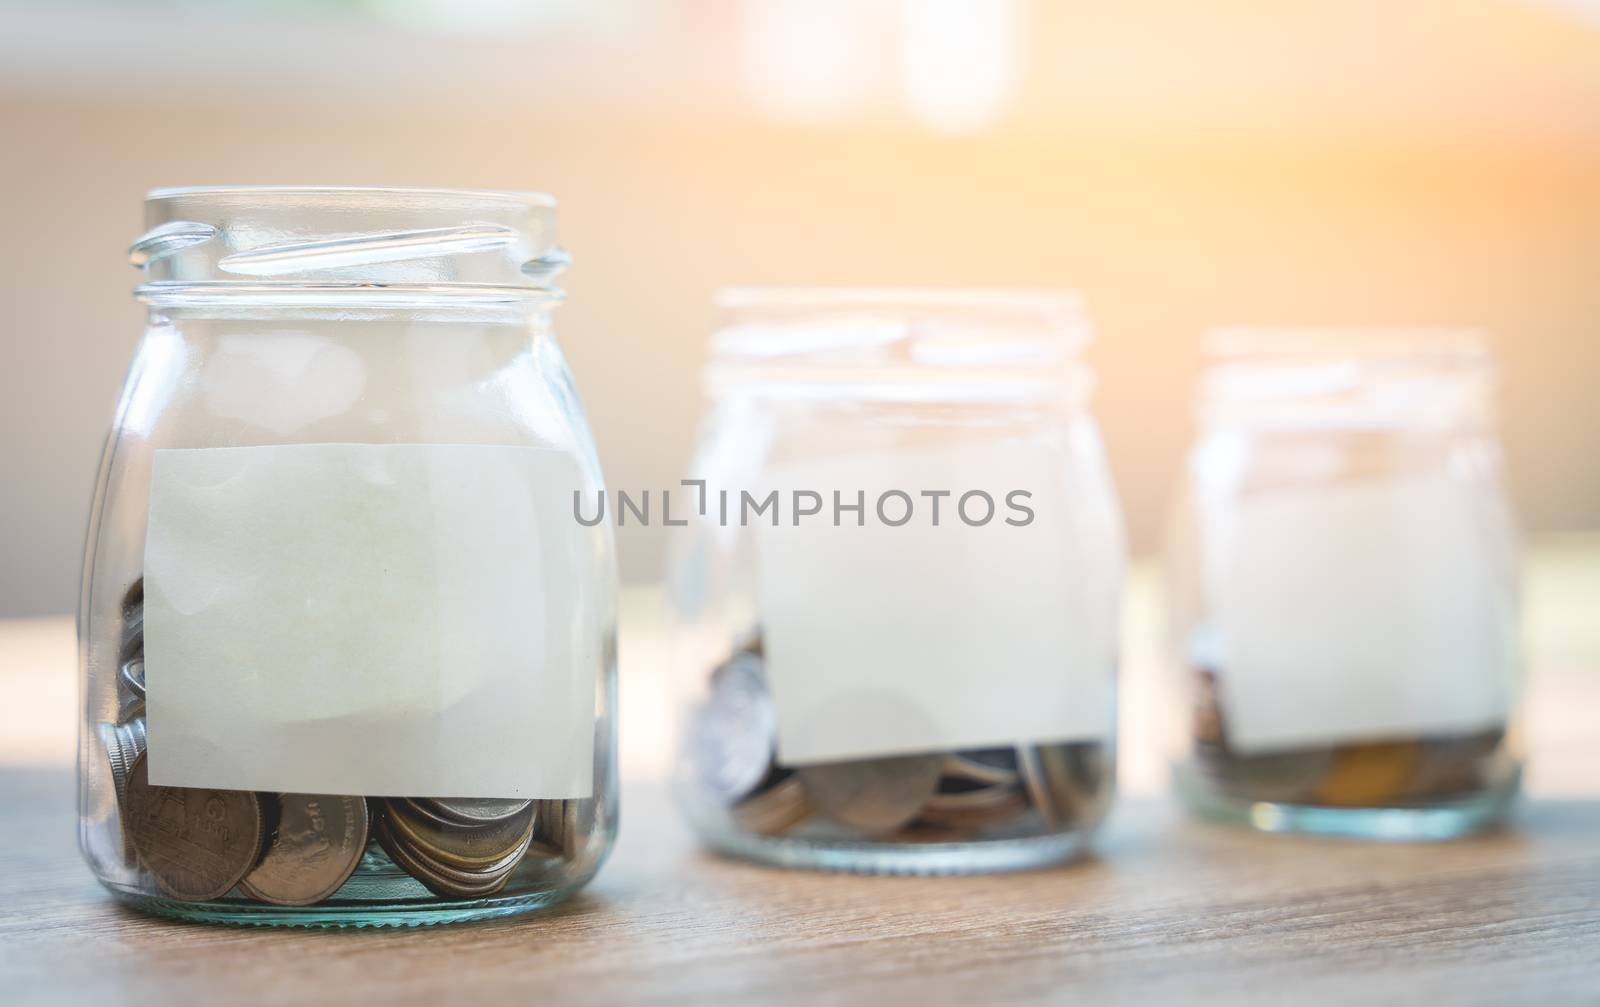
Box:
1199 326 1496 430
145 184 556 207
132 185 565 304
1205 326 1490 364
715 286 1082 314
706 287 1092 403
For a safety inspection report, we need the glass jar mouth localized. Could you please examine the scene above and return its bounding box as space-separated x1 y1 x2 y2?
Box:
707 287 1091 403
1205 326 1490 365
1200 327 1495 430
715 286 1082 315
132 185 566 302
145 185 556 206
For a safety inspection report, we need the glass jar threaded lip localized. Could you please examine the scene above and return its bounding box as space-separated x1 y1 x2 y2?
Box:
1199 327 1497 432
131 186 567 302
707 287 1092 404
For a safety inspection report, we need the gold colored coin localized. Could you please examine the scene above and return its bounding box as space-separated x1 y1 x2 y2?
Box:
1314 741 1423 806
384 798 536 870
375 820 509 899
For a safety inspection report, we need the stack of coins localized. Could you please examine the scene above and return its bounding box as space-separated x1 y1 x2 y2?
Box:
101 575 582 906
1190 666 1508 806
373 799 536 899
688 636 1112 841
100 579 151 866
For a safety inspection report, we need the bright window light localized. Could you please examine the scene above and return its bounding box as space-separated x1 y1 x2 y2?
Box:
899 0 1023 134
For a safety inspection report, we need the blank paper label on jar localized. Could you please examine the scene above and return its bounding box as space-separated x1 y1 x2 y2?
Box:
144 443 598 799
753 439 1119 766
1206 472 1515 753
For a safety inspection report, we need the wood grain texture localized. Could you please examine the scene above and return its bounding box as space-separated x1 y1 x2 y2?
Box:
3 770 1597 1007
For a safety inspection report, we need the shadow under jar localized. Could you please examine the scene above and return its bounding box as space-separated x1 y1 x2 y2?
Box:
669 289 1124 874
78 187 617 926
1167 329 1522 840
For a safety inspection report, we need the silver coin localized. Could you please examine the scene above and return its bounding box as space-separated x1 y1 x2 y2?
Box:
123 754 265 902
240 795 370 906
98 719 147 865
115 658 148 724
119 609 144 662
730 776 813 836
385 799 537 869
119 658 146 699
797 754 944 835
919 784 1029 829
941 751 1020 788
377 805 534 899
374 817 520 899
413 797 534 826
1197 745 1334 803
530 798 571 857
691 653 776 804
116 693 146 727
1018 743 1113 828
1408 728 1505 798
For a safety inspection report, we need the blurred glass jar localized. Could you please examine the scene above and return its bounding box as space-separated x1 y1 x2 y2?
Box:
1167 329 1522 839
78 187 616 926
669 289 1123 874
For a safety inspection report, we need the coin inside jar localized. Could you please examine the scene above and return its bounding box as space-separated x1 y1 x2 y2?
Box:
120 577 144 617
240 795 370 907
410 798 534 826
1018 743 1111 828
123 753 265 902
942 750 1021 788
1200 745 1337 803
383 798 537 870
119 658 146 700
1314 741 1423 806
373 805 534 900
730 775 814 836
797 754 944 835
691 653 777 804
375 820 517 899
98 719 147 865
119 608 144 664
530 799 572 857
1407 729 1505 799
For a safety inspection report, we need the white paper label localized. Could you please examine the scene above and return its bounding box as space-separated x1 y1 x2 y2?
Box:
1207 473 1513 752
754 439 1118 765
144 443 596 798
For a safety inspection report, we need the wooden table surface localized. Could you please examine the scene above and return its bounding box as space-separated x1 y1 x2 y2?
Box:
2 541 1598 1006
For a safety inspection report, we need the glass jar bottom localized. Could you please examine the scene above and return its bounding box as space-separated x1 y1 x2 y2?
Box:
696 827 1099 875
103 881 590 928
1174 763 1520 841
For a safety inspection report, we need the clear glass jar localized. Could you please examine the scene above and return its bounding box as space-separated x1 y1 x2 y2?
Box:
669 289 1123 874
1167 328 1522 840
78 187 617 926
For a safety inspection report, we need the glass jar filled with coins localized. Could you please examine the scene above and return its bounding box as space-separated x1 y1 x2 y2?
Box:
1166 329 1522 839
668 289 1124 873
78 187 617 926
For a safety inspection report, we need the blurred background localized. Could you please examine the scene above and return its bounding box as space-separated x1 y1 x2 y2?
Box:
2 0 1599 617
